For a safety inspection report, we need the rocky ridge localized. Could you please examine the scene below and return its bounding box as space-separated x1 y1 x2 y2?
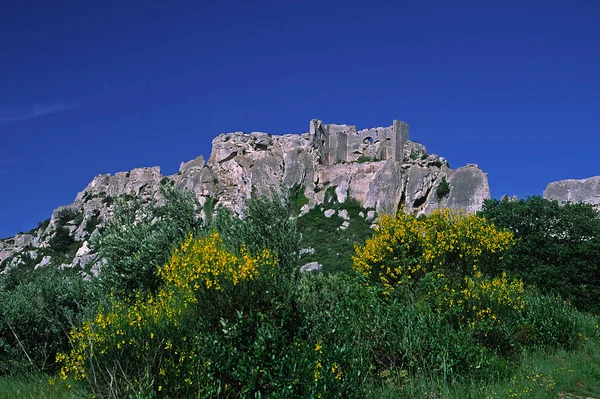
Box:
0 119 490 274
544 176 600 209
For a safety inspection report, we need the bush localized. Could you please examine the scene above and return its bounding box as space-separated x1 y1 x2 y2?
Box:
84 211 101 234
55 201 600 398
436 176 450 199
0 270 92 374
48 227 75 253
357 155 376 163
213 194 301 276
352 208 514 292
55 209 82 228
287 184 309 215
296 273 499 386
478 196 600 313
94 184 204 298
58 232 297 398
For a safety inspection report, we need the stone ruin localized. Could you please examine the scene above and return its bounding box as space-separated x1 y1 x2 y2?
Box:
311 119 409 165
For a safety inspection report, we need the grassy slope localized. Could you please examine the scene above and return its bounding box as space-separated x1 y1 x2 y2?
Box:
0 374 83 399
371 339 600 398
296 197 374 273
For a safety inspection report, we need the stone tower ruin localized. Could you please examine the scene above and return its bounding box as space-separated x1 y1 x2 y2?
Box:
310 119 409 166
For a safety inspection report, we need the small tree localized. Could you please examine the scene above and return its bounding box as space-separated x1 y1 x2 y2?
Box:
213 193 301 276
94 184 204 297
478 196 600 313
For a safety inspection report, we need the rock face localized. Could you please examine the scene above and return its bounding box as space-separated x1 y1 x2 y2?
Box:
0 119 491 275
544 176 600 208
176 119 490 216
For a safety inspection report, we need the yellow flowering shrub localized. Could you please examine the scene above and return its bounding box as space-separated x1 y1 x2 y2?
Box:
160 232 276 295
352 208 514 292
57 232 276 396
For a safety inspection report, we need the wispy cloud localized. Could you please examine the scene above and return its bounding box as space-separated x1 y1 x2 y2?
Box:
0 90 112 124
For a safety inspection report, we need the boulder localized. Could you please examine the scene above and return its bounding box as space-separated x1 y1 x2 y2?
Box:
300 261 322 272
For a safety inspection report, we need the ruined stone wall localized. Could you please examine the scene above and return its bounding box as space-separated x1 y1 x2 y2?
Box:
310 119 409 166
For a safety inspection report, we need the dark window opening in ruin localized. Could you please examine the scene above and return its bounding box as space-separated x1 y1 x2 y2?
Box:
363 137 374 145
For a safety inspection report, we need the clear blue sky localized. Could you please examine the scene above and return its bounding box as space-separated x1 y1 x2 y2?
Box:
1 0 599 238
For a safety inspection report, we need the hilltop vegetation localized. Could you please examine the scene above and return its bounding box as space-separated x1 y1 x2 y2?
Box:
1 190 600 398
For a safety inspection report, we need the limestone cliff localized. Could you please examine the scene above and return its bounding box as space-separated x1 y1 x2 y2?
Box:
544 176 600 208
175 119 489 216
0 119 490 274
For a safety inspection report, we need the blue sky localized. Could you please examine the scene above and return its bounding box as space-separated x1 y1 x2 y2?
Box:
1 0 599 238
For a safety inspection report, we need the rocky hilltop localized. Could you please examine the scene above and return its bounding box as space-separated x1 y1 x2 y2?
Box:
0 119 490 274
544 176 600 208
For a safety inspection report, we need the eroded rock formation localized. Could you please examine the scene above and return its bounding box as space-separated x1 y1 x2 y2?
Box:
544 176 600 208
0 119 491 274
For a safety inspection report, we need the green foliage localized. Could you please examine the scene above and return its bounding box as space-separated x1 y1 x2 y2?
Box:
59 232 303 398
213 194 301 275
55 209 82 228
101 195 114 206
0 269 92 374
7 192 600 398
324 185 338 203
436 176 450 199
478 196 600 313
83 211 101 234
297 198 374 273
94 184 204 298
48 227 75 253
357 155 376 163
37 218 50 231
372 337 600 398
297 273 495 387
287 183 309 215
0 373 80 399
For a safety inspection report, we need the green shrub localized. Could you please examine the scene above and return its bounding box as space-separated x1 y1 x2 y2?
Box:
101 195 114 206
59 232 301 398
296 273 499 386
478 196 600 313
436 176 450 199
213 194 301 275
48 227 75 253
55 209 81 228
287 183 309 215
94 185 204 298
37 218 50 231
84 211 101 234
324 185 338 203
357 155 376 163
0 270 92 374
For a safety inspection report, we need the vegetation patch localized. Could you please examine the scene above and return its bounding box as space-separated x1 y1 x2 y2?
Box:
357 155 376 163
3 189 600 398
436 176 450 199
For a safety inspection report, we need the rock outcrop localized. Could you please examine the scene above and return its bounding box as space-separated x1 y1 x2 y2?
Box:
544 176 600 208
179 119 490 216
0 119 491 275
